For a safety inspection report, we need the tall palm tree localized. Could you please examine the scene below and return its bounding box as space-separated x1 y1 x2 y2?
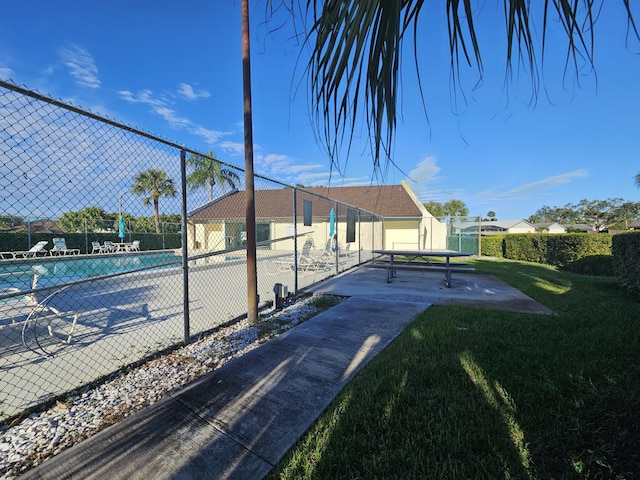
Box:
636 172 640 188
186 151 241 201
131 169 177 234
242 0 259 323
291 1 639 174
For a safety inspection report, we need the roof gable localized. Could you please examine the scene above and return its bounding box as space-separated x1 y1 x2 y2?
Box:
188 184 423 222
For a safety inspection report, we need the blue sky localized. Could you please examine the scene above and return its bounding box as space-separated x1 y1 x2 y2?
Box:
1 1 639 220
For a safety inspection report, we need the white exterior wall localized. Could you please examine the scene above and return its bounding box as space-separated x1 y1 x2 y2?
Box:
383 217 448 250
189 222 225 251
508 226 535 234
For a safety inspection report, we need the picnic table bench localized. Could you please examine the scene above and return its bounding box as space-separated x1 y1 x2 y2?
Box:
368 250 475 288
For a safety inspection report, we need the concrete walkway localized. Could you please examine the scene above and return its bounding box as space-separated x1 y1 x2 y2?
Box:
23 268 551 480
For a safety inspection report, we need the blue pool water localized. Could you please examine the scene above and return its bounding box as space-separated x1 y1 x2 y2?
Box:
0 252 183 292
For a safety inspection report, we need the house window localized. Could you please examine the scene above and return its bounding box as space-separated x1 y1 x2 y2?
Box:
226 222 271 249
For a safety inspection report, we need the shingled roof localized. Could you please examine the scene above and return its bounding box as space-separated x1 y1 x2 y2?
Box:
188 184 423 223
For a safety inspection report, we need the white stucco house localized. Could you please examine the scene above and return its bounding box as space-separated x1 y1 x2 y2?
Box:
532 222 567 234
480 220 536 235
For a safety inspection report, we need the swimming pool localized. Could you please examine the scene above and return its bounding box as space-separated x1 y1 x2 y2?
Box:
0 252 183 292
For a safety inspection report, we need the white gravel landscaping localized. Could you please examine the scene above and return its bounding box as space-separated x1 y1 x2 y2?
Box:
0 293 343 479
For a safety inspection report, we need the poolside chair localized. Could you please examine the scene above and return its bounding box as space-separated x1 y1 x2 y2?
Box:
49 238 80 256
1 277 79 353
126 240 140 252
274 238 314 271
13 241 49 258
275 238 330 272
103 241 117 253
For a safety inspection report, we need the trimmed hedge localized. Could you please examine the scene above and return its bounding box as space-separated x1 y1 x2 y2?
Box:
503 234 548 264
480 235 505 257
0 232 181 254
612 231 640 299
545 234 612 267
484 233 613 270
563 255 615 276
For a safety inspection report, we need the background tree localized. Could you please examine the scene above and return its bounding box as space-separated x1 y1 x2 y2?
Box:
636 172 640 188
186 151 241 201
58 207 109 233
0 215 23 229
528 198 640 230
423 201 446 217
487 211 497 221
287 2 639 173
131 169 177 234
443 199 469 218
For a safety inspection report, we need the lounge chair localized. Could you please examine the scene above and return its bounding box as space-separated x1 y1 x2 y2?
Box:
1 277 79 352
103 241 117 253
49 238 80 256
275 238 330 272
126 240 140 252
12 241 49 259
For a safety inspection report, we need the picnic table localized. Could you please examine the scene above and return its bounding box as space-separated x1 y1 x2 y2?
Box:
369 250 475 287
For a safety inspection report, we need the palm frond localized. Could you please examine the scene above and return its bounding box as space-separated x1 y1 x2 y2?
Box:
295 0 638 176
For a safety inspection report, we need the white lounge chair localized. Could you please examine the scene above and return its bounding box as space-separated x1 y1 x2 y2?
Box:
103 241 117 253
12 241 49 258
1 277 79 353
49 238 80 256
275 238 330 272
126 240 140 252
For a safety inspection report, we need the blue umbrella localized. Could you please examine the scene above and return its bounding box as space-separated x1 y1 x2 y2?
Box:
118 215 126 240
329 209 335 238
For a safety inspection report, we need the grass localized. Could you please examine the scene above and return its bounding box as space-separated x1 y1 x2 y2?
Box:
269 258 640 479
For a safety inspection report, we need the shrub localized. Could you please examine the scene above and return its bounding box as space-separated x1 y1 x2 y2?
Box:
503 234 547 263
480 235 504 257
612 232 640 299
562 255 615 276
0 232 181 254
545 234 612 268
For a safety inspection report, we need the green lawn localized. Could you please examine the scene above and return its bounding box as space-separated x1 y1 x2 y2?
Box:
269 258 640 479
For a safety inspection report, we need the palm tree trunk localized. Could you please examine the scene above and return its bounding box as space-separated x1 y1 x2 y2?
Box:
153 197 161 234
242 0 258 323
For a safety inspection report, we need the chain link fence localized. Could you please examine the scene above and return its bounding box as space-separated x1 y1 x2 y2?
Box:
0 80 385 423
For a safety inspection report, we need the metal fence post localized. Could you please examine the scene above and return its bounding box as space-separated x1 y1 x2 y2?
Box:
180 149 190 344
293 187 298 294
84 218 88 254
334 201 339 273
357 209 361 264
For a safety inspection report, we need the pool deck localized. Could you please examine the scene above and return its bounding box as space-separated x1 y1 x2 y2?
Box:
21 266 552 480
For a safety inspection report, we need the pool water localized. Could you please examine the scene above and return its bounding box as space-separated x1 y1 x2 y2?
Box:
0 252 183 292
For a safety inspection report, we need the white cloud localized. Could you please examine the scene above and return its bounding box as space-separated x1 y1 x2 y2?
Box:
59 45 100 88
218 140 244 155
0 66 15 80
469 169 591 218
192 126 229 144
118 89 229 144
500 170 589 197
404 156 442 200
178 83 210 101
153 106 191 128
478 170 590 203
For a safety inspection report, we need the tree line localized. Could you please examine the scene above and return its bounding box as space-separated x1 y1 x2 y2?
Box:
527 199 640 231
423 197 640 232
1 152 241 234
